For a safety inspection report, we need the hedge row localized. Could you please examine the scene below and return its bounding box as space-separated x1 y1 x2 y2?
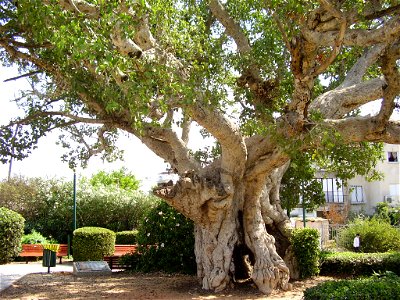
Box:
304 273 400 300
320 251 400 276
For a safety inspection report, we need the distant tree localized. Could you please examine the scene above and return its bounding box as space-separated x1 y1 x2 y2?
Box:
88 168 140 191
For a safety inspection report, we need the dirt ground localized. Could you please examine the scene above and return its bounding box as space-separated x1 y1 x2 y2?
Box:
0 271 335 300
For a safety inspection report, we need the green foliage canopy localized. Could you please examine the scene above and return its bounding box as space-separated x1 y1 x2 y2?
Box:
0 0 398 171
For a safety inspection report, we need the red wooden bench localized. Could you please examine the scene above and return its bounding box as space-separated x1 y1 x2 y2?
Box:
20 244 69 264
103 245 137 269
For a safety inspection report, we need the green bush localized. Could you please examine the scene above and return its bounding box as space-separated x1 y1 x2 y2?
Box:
303 272 400 300
126 200 196 274
0 207 25 264
73 227 115 261
21 230 51 244
0 177 156 243
291 228 320 278
337 217 400 252
320 251 400 276
116 230 138 244
376 202 400 226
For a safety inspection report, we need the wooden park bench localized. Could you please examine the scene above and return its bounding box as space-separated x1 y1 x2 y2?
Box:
20 244 69 264
103 244 137 270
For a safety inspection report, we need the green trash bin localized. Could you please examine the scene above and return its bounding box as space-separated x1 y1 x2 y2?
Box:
42 249 57 273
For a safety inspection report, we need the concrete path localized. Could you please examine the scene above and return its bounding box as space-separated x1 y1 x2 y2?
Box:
0 260 73 292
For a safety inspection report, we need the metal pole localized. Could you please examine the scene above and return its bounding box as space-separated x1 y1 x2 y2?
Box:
302 184 306 228
73 172 77 231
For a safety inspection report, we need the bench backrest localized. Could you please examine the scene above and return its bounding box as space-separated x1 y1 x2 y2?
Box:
113 245 137 256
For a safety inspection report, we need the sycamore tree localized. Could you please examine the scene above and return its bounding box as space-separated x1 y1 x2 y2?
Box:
1 0 400 294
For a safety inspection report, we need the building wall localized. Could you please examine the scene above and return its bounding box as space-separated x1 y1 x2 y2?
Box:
347 143 400 215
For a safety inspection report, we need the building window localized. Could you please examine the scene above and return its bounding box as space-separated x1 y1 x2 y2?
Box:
388 151 398 162
316 178 345 203
350 185 364 203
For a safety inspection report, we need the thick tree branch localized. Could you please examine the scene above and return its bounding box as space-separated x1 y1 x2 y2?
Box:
309 0 346 78
141 126 200 174
325 117 400 144
310 77 385 118
375 46 400 130
209 0 262 84
339 44 386 88
190 102 247 189
303 16 400 47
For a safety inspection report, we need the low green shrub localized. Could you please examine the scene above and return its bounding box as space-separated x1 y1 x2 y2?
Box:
0 207 25 264
320 251 400 276
116 230 138 244
73 227 115 261
303 272 400 300
337 217 400 252
291 228 320 278
124 200 196 274
21 230 52 244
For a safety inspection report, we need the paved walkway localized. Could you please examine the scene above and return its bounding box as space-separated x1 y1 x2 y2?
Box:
0 260 73 292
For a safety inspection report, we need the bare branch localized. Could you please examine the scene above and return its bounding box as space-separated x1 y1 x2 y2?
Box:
3 71 42 82
339 44 386 88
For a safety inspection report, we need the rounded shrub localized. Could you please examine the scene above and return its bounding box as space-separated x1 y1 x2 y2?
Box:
291 228 320 278
73 227 115 261
116 230 138 244
0 207 25 264
338 217 400 252
133 200 196 274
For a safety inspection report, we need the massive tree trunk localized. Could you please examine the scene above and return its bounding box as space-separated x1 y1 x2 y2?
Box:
155 162 295 294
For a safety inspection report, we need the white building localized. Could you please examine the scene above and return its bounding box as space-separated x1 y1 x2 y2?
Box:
316 143 400 216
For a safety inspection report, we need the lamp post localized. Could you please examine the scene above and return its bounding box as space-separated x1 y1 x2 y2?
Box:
68 172 77 258
73 172 77 231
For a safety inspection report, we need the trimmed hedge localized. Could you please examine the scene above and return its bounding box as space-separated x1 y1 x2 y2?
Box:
303 273 400 300
116 230 138 244
320 251 400 276
0 207 25 264
73 227 115 261
291 228 320 278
